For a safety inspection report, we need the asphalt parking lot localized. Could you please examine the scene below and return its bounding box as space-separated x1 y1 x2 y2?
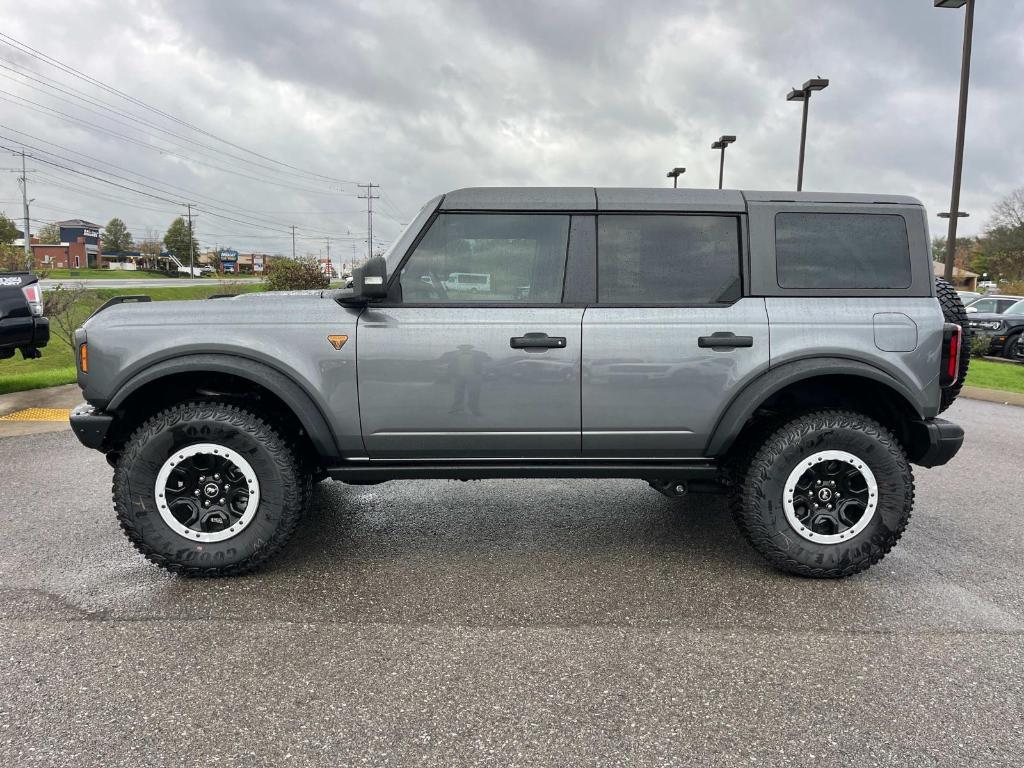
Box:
0 397 1022 767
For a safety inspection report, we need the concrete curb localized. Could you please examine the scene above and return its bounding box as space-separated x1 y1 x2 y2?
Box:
960 385 1024 408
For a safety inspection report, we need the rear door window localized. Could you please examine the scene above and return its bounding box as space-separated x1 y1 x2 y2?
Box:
597 215 741 304
775 212 911 289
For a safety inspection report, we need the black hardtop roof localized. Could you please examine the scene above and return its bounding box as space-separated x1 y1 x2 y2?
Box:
439 187 922 212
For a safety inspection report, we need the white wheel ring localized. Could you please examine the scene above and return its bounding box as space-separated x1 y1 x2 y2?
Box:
154 443 261 543
782 449 879 545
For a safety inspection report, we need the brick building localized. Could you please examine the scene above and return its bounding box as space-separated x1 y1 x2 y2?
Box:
30 219 102 270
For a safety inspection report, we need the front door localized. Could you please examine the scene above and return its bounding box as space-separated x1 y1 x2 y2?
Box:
357 212 584 458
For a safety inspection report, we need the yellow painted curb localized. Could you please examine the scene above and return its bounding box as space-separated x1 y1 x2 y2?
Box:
0 407 71 422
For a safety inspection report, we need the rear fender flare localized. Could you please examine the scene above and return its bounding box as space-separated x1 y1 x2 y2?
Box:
705 357 925 456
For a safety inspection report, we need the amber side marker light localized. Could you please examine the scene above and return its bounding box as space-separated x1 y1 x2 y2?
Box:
79 342 88 373
327 335 348 350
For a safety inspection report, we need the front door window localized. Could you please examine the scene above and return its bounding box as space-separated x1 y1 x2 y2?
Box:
398 213 569 303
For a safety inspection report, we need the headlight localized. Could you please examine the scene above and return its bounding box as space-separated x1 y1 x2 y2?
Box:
972 321 1002 331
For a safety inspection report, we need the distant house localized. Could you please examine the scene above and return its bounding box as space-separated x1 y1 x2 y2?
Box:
30 219 102 270
932 262 978 291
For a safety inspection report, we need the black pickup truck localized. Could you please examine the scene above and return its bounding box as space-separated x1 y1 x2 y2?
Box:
0 272 49 360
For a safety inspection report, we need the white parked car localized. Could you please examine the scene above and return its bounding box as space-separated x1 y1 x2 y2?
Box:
443 272 491 293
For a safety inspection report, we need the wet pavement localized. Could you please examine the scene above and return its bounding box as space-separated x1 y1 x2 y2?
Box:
0 397 1021 766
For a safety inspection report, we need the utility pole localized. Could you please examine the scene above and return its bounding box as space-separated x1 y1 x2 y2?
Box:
186 203 195 280
325 236 331 278
18 150 31 270
291 225 297 259
357 182 380 260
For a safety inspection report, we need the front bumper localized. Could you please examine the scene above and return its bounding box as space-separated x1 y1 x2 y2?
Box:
908 418 964 468
70 402 114 451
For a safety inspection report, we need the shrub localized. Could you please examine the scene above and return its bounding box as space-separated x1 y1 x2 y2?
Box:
263 257 330 292
969 333 993 359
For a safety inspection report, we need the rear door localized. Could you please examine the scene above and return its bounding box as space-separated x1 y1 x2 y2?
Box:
582 212 769 457
357 212 586 458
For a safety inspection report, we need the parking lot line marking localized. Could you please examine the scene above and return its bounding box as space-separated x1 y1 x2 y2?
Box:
0 407 71 422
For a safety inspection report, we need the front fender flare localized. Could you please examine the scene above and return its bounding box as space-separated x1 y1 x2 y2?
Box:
705 357 926 457
106 353 341 462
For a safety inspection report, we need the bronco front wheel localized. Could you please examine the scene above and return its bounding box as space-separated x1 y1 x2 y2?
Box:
730 409 914 578
113 402 309 576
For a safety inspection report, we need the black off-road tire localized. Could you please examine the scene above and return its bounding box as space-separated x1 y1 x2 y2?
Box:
935 277 970 412
1000 331 1022 360
113 402 309 577
729 409 914 578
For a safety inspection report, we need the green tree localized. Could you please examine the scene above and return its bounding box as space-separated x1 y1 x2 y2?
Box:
102 217 133 253
37 222 61 244
164 217 198 266
263 256 329 291
977 187 1024 282
0 212 18 244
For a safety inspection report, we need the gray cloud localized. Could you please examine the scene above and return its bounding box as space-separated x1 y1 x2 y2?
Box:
0 0 1020 260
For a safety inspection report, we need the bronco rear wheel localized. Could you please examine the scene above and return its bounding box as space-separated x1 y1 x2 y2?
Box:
113 402 309 576
730 409 914 578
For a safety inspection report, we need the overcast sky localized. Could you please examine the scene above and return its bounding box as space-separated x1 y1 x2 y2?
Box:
1 0 1021 263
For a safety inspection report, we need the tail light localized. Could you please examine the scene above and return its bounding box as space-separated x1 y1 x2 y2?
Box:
21 283 43 317
940 323 962 388
78 342 89 373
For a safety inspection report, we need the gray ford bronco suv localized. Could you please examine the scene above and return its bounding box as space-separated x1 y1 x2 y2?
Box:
70 188 968 579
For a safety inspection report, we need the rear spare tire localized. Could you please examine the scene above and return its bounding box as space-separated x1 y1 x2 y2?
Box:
935 277 970 413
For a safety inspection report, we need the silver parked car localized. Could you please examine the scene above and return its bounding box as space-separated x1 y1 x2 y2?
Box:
70 188 967 579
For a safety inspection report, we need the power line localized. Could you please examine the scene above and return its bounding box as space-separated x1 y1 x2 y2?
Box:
0 32 358 187
0 56 354 189
0 92 349 196
0 134 356 238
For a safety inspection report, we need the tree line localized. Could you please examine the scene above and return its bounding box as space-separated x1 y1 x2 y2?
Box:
933 187 1024 284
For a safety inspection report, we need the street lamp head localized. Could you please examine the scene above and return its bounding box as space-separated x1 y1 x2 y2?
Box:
666 167 686 178
787 88 807 101
803 77 829 92
719 135 736 145
934 0 968 8
711 141 723 149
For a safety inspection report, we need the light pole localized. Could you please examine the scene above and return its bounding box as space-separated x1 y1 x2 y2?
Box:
935 0 975 283
666 167 686 188
786 77 829 191
712 135 737 189
710 135 736 189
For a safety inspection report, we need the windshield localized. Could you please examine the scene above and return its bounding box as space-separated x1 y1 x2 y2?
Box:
380 195 442 277
1004 300 1024 315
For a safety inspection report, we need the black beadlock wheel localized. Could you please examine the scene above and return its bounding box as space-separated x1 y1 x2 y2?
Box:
113 402 310 577
730 409 914 578
935 277 970 412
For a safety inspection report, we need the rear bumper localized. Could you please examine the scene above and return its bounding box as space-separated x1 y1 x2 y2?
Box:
69 402 114 451
908 417 964 468
0 315 49 353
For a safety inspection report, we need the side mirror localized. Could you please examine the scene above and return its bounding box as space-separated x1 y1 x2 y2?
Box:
354 256 388 300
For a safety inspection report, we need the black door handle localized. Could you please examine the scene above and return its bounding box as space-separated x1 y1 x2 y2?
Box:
510 332 567 350
698 332 754 349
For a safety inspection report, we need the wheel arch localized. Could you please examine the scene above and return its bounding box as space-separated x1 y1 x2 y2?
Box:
706 358 926 458
105 353 341 465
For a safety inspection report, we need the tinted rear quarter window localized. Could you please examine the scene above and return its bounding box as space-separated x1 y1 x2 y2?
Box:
775 212 911 289
598 215 741 304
